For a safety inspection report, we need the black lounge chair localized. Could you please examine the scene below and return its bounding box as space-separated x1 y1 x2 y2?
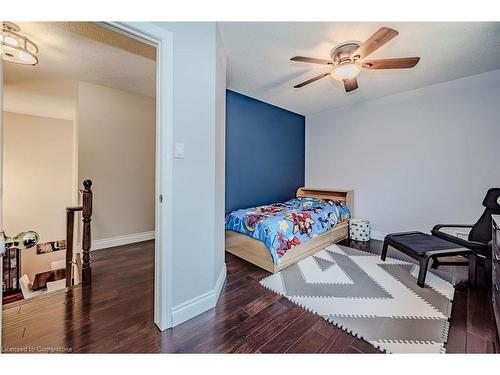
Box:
382 232 471 287
432 188 500 285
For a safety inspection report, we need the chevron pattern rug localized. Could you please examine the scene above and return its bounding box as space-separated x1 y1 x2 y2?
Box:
260 244 455 353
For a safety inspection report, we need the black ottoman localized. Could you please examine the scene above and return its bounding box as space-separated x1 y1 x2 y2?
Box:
381 231 471 287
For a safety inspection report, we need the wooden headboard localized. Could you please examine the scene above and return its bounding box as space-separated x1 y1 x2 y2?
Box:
296 187 354 215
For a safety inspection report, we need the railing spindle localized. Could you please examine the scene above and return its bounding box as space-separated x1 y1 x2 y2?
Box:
81 180 93 286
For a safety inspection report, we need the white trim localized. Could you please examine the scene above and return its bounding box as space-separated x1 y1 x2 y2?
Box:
105 22 174 331
89 231 155 251
171 263 227 327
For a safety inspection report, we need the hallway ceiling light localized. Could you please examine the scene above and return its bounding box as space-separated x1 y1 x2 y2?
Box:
2 22 39 66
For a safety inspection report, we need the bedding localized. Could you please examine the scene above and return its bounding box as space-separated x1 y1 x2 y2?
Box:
225 197 351 264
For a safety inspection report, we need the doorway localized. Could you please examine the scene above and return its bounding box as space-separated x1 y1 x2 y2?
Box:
0 22 174 351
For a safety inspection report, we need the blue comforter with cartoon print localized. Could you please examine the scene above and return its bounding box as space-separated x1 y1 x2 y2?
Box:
225 197 351 264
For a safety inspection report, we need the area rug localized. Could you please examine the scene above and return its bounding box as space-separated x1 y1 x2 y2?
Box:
260 244 455 353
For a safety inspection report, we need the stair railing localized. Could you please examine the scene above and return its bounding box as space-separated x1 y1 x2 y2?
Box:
65 179 93 287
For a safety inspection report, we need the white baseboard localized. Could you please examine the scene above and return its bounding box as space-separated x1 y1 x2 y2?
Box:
89 231 155 251
171 263 227 327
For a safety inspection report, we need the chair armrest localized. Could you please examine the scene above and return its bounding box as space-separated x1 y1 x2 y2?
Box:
431 229 488 252
432 224 474 231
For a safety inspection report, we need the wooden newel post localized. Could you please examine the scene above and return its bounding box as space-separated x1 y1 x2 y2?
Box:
82 179 93 286
65 208 75 288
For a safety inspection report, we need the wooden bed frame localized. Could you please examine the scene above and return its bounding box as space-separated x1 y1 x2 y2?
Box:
225 187 354 273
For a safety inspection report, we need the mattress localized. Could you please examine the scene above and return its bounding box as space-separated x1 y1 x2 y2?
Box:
225 197 351 264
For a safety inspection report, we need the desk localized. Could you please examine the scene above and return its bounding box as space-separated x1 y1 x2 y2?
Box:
32 268 66 291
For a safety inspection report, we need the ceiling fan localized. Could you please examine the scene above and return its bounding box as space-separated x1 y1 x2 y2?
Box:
290 27 420 93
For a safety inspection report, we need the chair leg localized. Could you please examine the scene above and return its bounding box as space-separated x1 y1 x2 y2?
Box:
381 241 388 261
417 256 431 288
468 253 477 288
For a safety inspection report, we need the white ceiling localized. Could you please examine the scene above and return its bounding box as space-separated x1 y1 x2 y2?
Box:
3 22 156 99
218 22 500 115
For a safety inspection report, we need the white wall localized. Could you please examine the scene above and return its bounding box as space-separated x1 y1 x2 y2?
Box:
306 70 500 238
214 26 227 286
155 22 226 325
77 82 156 242
3 90 75 121
3 112 74 281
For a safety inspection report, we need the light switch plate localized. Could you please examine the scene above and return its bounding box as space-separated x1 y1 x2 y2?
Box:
175 142 185 158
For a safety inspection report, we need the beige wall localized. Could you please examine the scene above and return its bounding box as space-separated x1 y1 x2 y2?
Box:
3 112 74 281
77 82 155 241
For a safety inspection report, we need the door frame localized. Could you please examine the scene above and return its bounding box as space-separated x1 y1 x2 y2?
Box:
0 33 4 347
0 22 174 349
98 22 175 331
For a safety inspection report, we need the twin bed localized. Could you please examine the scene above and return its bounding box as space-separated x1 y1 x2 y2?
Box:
225 187 354 273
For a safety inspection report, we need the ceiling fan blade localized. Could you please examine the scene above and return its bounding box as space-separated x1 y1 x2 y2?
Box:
362 57 420 69
291 56 333 65
293 72 330 88
343 78 358 92
351 27 399 61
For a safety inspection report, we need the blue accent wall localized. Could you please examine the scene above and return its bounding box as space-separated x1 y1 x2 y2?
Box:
225 90 305 213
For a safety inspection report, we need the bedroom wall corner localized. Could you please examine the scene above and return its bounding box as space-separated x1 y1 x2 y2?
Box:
305 69 500 237
225 91 305 213
171 263 226 326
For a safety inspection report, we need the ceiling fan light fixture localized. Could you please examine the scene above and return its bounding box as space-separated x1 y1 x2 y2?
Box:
1 22 39 66
330 63 362 81
290 27 420 92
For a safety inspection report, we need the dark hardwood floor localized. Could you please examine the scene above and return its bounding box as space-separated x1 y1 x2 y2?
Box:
2 239 499 353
